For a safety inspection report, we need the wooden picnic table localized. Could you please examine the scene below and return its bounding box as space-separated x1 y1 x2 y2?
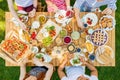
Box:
0 12 115 66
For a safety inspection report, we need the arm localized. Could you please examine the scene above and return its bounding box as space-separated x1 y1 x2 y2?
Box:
7 0 26 30
33 0 38 8
102 0 117 15
73 0 84 29
19 64 26 80
58 59 67 79
58 53 73 79
28 0 37 17
33 57 53 80
85 62 98 77
108 0 117 10
45 0 58 12
74 8 84 29
65 0 70 10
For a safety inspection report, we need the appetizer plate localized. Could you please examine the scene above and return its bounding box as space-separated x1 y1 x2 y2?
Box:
70 57 82 66
17 11 28 23
95 45 114 64
19 29 30 43
31 21 40 29
55 10 72 24
99 15 116 31
36 53 52 62
82 13 98 26
71 31 80 40
36 19 62 46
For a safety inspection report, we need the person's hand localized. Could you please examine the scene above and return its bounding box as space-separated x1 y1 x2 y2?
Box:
102 8 112 15
79 56 87 65
53 5 58 12
19 58 28 66
28 8 36 17
32 57 40 63
18 20 27 30
63 52 73 63
77 18 84 29
67 6 74 12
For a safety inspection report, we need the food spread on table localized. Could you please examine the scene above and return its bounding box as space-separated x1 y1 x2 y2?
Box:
2 11 116 66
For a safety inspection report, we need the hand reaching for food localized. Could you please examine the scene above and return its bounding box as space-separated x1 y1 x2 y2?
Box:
28 8 36 17
102 8 112 15
19 58 29 66
18 20 27 30
79 56 86 65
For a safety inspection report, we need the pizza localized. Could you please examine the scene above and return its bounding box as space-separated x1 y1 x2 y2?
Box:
0 36 28 62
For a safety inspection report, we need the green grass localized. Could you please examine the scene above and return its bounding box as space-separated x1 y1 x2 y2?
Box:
0 0 120 80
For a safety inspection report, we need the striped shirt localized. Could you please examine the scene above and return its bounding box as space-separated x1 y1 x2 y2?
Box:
46 0 67 12
74 0 117 12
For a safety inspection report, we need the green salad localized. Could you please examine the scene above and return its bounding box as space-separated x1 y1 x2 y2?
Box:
36 53 43 59
72 58 80 64
60 29 67 37
42 36 52 47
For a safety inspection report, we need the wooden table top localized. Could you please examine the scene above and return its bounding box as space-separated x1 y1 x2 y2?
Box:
0 12 115 66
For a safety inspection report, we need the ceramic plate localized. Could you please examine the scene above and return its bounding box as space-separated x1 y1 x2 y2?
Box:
55 10 72 24
95 45 114 64
36 53 52 62
36 19 62 46
91 29 108 46
82 13 98 26
70 57 82 66
99 15 115 31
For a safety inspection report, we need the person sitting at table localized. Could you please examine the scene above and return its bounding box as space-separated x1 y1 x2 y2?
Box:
58 53 98 80
7 0 38 30
73 0 117 29
45 0 71 12
19 57 53 80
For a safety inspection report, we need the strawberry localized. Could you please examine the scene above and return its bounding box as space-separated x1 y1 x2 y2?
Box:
31 32 36 39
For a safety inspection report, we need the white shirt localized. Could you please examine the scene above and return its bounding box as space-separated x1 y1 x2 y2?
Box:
62 66 98 80
15 0 33 7
74 0 117 12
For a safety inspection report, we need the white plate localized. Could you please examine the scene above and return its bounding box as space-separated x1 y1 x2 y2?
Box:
19 29 30 43
36 53 52 63
82 13 98 26
95 45 114 64
31 21 40 29
71 31 80 40
36 19 62 42
99 15 116 31
91 29 108 46
17 10 27 14
55 10 72 25
70 57 82 66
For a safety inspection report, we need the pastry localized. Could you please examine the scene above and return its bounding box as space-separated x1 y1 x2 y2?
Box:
91 30 108 46
99 15 115 30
